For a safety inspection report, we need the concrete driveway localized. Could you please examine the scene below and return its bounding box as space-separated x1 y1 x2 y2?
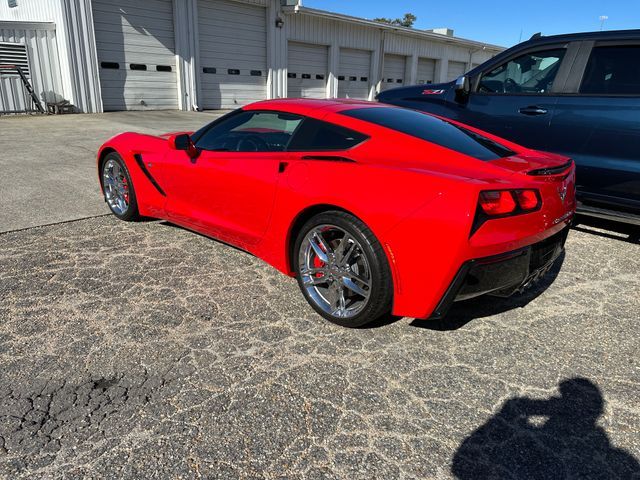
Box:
0 111 223 233
0 112 638 479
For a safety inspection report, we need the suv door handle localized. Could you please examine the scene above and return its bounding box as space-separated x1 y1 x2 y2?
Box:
519 106 548 116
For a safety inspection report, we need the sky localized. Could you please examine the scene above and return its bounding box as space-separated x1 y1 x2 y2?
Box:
302 0 639 48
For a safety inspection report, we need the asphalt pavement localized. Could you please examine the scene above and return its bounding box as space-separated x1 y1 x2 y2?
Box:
0 112 638 479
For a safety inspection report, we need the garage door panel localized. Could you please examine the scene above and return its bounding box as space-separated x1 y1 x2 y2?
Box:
338 48 370 99
98 69 176 82
417 58 435 84
93 33 175 48
93 0 178 110
382 54 405 91
92 0 174 16
198 0 267 109
447 61 466 82
101 89 178 99
94 24 175 42
200 76 266 87
92 10 175 29
97 55 177 68
199 8 264 23
199 1 265 18
94 42 176 60
199 48 267 61
198 20 265 35
287 42 328 99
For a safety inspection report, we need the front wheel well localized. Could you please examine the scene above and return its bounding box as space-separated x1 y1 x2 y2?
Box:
97 147 118 189
287 204 362 272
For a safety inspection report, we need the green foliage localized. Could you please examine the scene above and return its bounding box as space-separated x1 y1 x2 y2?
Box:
373 13 417 28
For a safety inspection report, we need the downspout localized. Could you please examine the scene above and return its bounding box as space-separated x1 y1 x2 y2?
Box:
376 28 386 95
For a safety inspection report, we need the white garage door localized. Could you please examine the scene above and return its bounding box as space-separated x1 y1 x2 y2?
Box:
93 0 178 111
287 42 328 99
417 58 436 85
447 61 467 82
338 48 371 100
198 0 267 109
381 54 406 91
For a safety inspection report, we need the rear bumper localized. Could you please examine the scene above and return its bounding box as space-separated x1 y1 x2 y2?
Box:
429 227 569 319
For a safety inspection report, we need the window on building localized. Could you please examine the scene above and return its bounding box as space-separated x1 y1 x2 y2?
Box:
580 45 640 95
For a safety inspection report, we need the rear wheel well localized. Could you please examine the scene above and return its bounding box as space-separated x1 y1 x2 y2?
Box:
287 204 359 272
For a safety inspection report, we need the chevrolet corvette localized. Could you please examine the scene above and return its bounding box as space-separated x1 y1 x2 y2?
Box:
97 99 576 327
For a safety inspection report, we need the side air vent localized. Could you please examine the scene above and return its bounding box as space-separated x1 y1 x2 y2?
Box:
527 159 573 176
133 154 166 196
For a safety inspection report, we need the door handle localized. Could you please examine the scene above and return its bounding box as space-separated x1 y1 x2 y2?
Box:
301 155 355 163
518 106 548 116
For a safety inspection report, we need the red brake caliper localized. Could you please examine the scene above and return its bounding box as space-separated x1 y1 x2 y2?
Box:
313 240 327 279
121 177 129 202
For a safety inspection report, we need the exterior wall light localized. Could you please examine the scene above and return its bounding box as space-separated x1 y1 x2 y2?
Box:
275 17 284 29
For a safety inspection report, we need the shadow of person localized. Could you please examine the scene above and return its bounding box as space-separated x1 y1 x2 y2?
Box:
452 378 640 479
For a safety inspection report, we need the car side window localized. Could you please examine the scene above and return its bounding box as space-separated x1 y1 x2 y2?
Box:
580 45 640 95
478 49 566 94
287 118 368 151
195 111 303 152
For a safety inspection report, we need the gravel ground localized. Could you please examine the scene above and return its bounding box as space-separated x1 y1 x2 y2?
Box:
0 215 638 479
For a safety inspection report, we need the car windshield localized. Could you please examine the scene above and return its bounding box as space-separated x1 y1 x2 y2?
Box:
340 107 515 161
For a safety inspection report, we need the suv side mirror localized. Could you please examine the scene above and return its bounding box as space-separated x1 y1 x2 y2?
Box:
454 75 471 104
168 133 199 159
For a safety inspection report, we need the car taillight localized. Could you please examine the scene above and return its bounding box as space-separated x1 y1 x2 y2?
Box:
478 189 541 216
479 190 517 215
514 189 541 211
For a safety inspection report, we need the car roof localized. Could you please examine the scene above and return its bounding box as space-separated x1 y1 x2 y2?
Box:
243 98 386 116
512 29 640 51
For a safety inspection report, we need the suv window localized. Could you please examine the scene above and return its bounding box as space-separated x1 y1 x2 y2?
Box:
288 118 368 151
478 48 566 94
580 45 640 95
195 111 303 152
341 107 514 161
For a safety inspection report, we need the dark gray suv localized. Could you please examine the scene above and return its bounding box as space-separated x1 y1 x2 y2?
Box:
377 30 640 225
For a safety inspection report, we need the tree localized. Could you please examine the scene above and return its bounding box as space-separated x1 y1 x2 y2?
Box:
373 13 417 28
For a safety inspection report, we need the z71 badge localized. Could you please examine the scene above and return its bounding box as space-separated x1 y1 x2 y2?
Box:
422 89 445 95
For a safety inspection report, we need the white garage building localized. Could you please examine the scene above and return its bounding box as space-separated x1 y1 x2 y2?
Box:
0 0 502 113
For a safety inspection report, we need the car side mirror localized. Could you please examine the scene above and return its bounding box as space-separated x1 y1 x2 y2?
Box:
454 75 470 103
168 133 199 159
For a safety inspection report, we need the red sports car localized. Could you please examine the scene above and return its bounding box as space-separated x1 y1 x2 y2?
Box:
97 99 576 327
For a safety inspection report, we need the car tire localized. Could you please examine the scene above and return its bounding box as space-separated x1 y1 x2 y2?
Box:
101 152 140 222
293 210 393 328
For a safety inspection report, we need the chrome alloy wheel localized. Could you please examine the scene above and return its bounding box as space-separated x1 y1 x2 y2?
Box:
299 225 372 319
102 159 130 215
